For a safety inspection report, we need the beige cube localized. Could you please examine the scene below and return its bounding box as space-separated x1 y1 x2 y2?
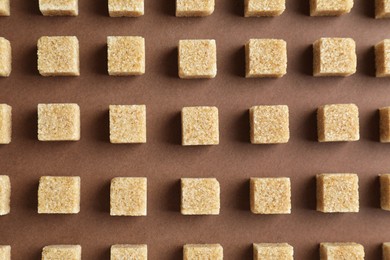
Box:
313 38 356 76
42 245 81 260
39 0 78 16
245 39 287 78
183 244 223 260
107 36 145 76
0 104 11 144
253 243 293 260
317 104 359 142
0 176 10 215
110 177 147 216
250 177 291 214
109 0 144 16
380 107 390 142
181 178 220 215
38 176 80 214
38 103 80 141
178 39 217 79
245 0 285 17
250 105 289 144
320 243 364 259
0 38 11 77
37 36 79 76
375 40 390 77
384 243 390 260
0 0 9 16
111 244 147 260
0 246 10 260
380 174 390 210
310 0 353 15
316 173 359 213
109 105 146 144
376 0 390 18
176 0 214 16
182 106 219 146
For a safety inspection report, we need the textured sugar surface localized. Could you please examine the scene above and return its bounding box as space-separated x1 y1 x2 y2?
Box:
109 0 144 16
0 0 9 15
376 0 390 18
320 243 364 260
253 243 293 260
310 0 353 15
0 246 10 260
0 104 11 144
42 245 81 260
0 176 10 215
380 174 390 210
39 0 78 15
245 0 285 16
183 244 223 260
375 40 390 76
111 244 147 260
380 107 390 142
0 38 11 77
176 0 214 16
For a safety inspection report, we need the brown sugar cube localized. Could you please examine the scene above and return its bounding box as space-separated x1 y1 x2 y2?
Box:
0 0 9 16
253 243 293 260
176 0 214 16
107 36 145 76
0 176 10 215
376 0 390 18
178 39 217 79
0 246 10 260
110 177 147 216
317 104 359 142
183 244 223 260
313 38 356 76
37 36 79 76
38 176 80 214
320 243 364 260
245 39 287 78
380 174 390 210
0 38 11 77
316 173 359 213
375 40 390 77
109 105 146 144
38 103 80 141
42 245 81 260
380 107 390 142
250 177 291 214
0 104 11 144
310 0 353 16
250 105 289 144
245 0 285 17
181 178 220 215
39 0 78 16
111 244 147 260
384 243 390 260
109 0 144 16
182 106 219 146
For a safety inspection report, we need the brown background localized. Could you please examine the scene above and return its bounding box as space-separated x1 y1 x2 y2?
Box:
0 0 390 259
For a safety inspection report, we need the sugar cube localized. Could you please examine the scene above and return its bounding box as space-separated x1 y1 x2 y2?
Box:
42 245 81 260
0 0 10 16
109 0 144 17
245 0 285 17
39 0 78 16
320 243 364 260
111 244 147 260
376 0 390 18
380 174 390 210
384 243 390 260
0 104 11 144
253 243 293 260
375 40 390 77
0 246 10 260
0 37 11 77
380 107 390 142
176 0 214 16
183 244 223 260
0 176 10 215
310 0 353 16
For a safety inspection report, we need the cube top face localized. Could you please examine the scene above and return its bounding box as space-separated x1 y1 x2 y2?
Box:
181 178 220 215
179 39 217 79
246 39 287 78
38 176 81 214
320 243 364 260
109 0 144 17
250 177 291 214
0 0 10 16
0 245 10 260
380 107 390 142
0 175 10 215
317 104 359 142
316 173 359 213
250 105 289 144
380 174 390 210
310 0 353 16
182 106 219 146
107 36 145 76
253 243 293 260
111 244 147 260
109 105 147 144
39 0 78 16
313 38 356 76
110 177 147 216
42 245 81 260
38 103 80 141
376 0 390 18
0 104 12 144
0 37 11 77
183 244 223 260
375 40 390 77
176 0 214 16
37 36 80 76
245 0 285 17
